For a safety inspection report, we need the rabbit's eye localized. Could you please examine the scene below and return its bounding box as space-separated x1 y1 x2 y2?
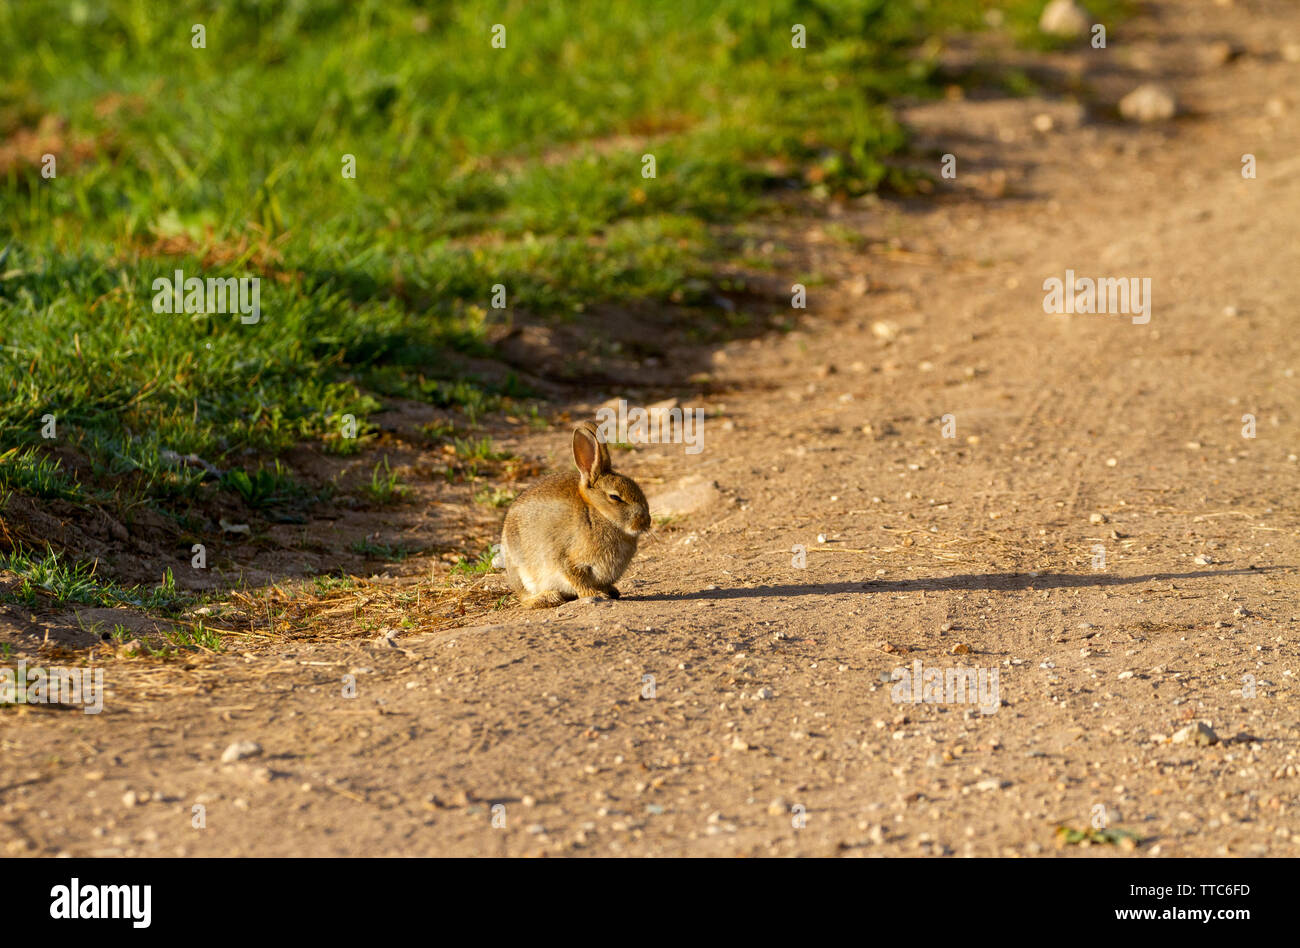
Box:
607 493 624 503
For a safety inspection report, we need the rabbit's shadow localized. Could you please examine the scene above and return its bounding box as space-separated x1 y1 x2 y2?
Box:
632 567 1289 602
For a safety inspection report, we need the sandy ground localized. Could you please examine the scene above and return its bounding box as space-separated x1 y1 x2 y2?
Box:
3 0 1298 857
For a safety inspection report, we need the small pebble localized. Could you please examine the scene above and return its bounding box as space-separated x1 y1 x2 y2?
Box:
1039 0 1090 38
1172 722 1219 746
221 741 263 763
1119 84 1178 123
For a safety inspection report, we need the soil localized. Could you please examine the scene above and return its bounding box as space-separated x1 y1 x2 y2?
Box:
2 0 1298 857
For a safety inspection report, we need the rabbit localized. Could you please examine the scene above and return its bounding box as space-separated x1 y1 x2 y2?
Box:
500 421 651 608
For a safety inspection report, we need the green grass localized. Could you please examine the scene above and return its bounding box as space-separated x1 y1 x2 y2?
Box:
221 460 309 508
166 621 224 652
0 446 85 501
348 539 419 561
419 420 457 442
1 2 944 480
451 548 498 577
360 456 410 504
0 545 197 612
312 571 358 594
473 485 515 509
453 437 510 463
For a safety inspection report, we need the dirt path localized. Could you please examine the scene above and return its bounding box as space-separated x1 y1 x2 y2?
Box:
4 0 1299 857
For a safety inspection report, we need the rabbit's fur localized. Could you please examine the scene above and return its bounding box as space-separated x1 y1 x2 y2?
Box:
501 421 651 608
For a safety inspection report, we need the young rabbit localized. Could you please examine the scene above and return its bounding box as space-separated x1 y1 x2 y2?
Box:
501 421 651 608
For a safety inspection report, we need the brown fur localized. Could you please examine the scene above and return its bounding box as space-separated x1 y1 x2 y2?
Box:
501 422 651 608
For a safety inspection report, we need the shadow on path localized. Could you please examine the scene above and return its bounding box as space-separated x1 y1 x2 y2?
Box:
633 567 1291 602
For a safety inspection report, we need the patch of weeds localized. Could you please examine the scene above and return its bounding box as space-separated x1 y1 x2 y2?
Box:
1055 825 1142 848
166 621 224 652
454 437 511 463
360 457 410 505
0 547 194 613
349 539 416 561
420 420 456 442
473 486 515 509
321 413 378 456
450 548 497 577
450 436 513 479
523 405 549 431
221 461 307 509
0 447 83 501
426 381 502 424
312 572 357 594
823 224 870 250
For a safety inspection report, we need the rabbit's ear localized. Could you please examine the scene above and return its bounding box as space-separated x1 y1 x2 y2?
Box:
573 422 609 483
